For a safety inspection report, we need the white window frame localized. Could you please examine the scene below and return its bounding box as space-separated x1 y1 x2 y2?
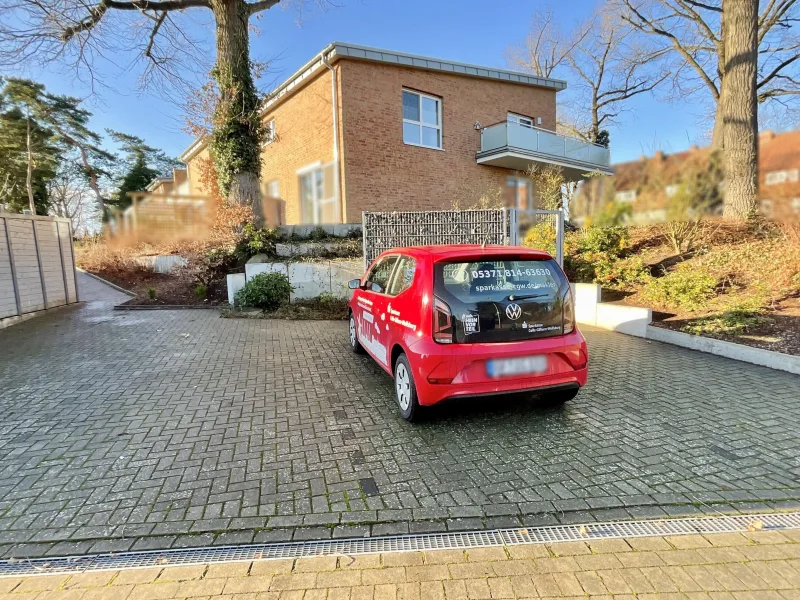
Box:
508 112 535 128
765 169 799 186
615 189 637 203
402 89 443 150
665 184 681 198
507 176 533 210
760 199 773 217
263 119 276 146
266 179 279 198
298 161 338 225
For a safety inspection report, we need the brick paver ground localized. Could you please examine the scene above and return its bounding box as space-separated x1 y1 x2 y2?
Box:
3 531 800 598
0 275 799 557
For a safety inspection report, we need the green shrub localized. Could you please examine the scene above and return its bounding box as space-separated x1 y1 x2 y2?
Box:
235 272 293 310
595 256 651 289
562 225 633 284
681 309 768 336
572 225 630 258
523 223 557 256
147 286 157 300
641 265 718 311
194 283 208 299
234 223 281 262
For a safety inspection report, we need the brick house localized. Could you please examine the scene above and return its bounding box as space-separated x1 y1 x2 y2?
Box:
572 129 800 224
179 42 612 226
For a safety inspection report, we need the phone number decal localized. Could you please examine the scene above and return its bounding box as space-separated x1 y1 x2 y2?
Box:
471 268 551 278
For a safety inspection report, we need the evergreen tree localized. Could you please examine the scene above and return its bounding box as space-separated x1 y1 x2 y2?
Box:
107 130 181 212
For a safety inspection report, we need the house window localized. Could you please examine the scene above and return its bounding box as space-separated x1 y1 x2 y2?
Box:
615 189 637 203
266 180 279 198
793 198 800 215
760 199 773 218
765 169 799 186
402 90 442 149
508 112 535 128
665 184 681 198
299 162 339 224
507 177 533 210
263 120 276 146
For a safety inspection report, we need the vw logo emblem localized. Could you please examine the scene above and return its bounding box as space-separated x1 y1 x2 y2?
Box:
505 303 522 320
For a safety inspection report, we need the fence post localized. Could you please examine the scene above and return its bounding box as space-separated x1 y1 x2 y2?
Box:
507 208 519 246
31 219 49 310
68 221 79 302
56 221 69 306
361 211 367 270
556 209 565 268
3 217 22 317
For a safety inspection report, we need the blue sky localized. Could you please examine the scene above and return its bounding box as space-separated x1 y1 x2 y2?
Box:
12 0 729 164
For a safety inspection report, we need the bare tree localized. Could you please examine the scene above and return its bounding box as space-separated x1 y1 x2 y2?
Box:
722 0 759 219
510 5 668 144
563 11 671 143
506 8 592 78
47 160 99 235
620 0 800 150
0 0 331 212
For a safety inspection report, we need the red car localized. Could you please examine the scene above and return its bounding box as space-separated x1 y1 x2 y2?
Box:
347 245 588 421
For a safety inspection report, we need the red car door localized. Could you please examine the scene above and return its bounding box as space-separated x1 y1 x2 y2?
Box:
353 254 399 372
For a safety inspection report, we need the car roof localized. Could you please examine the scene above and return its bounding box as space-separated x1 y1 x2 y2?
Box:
382 244 553 261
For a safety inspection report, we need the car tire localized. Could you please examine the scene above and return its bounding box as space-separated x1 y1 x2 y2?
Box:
394 353 421 422
348 313 364 354
540 386 580 405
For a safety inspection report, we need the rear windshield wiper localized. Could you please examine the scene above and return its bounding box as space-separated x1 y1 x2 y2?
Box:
507 293 551 301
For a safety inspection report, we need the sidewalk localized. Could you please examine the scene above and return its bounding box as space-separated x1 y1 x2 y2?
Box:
2 530 800 599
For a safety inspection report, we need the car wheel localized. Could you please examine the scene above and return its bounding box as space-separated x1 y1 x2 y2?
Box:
394 353 420 422
540 386 580 405
349 313 364 354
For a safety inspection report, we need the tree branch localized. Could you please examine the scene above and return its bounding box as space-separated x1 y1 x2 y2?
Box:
61 0 210 41
143 11 167 60
246 0 280 15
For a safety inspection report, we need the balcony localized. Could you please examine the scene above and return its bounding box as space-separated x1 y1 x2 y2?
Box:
477 121 613 179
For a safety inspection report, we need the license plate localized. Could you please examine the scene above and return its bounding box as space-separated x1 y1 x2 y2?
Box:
487 355 547 378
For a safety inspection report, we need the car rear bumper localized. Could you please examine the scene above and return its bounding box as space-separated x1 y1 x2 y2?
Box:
408 329 588 406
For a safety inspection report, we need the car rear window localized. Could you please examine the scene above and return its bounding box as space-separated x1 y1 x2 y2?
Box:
437 259 564 301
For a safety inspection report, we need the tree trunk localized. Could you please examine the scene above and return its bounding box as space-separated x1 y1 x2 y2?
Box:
26 117 35 214
710 101 725 152
209 0 262 215
721 0 758 221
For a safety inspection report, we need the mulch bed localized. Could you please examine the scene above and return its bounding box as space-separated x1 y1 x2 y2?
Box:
84 266 226 307
604 289 800 356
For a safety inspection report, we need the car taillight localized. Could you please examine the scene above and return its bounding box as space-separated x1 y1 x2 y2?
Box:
433 296 454 344
563 287 575 334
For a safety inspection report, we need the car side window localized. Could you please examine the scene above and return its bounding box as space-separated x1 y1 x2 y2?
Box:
386 256 416 296
364 256 399 294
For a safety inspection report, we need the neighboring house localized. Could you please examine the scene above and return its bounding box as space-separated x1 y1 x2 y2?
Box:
179 42 612 226
108 167 213 242
573 129 800 224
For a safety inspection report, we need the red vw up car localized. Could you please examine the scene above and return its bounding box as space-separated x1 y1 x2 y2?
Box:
347 245 588 421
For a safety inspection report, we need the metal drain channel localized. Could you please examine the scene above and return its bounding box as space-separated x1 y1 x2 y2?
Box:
2 511 799 578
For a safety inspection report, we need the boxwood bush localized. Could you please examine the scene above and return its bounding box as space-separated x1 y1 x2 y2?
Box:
235 272 292 310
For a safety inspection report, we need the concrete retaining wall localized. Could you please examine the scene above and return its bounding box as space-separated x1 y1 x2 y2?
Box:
571 282 652 338
229 258 363 304
0 214 78 324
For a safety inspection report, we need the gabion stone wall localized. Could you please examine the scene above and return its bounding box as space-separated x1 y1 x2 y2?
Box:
361 209 514 266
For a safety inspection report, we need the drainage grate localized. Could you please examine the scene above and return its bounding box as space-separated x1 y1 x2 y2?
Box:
1 511 798 578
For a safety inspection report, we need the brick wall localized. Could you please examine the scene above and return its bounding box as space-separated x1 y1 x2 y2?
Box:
339 60 558 222
260 67 339 225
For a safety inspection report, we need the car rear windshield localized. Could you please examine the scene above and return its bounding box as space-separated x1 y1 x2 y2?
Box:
436 258 565 301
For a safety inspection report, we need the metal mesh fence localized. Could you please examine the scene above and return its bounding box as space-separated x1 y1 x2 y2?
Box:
362 209 513 266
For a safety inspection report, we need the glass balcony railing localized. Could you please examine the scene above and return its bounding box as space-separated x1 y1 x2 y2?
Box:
479 121 611 170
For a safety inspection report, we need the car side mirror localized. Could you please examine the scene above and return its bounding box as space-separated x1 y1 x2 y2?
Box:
348 278 361 290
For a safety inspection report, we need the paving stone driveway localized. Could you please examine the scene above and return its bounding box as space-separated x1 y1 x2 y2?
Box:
1 274 799 558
